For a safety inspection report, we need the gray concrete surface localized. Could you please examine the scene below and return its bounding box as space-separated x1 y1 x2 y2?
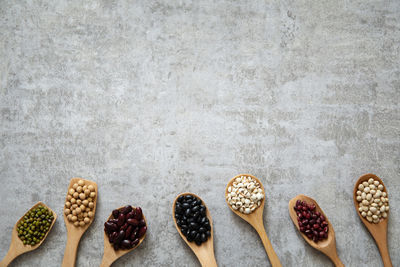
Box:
0 1 399 266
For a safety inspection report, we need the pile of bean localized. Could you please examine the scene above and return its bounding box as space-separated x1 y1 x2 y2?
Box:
174 195 211 245
356 178 389 224
294 200 328 242
64 180 96 227
226 175 264 214
104 205 147 250
17 205 54 246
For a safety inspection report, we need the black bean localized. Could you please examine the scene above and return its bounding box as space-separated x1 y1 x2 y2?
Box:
189 222 199 230
200 207 206 216
201 233 207 242
175 203 183 214
185 209 191 217
175 194 210 245
189 231 196 239
192 206 200 213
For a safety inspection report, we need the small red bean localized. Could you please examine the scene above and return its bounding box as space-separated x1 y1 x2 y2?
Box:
294 200 329 243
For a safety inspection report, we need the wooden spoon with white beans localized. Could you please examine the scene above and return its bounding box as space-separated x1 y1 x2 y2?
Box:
62 178 98 267
353 173 392 267
225 174 282 267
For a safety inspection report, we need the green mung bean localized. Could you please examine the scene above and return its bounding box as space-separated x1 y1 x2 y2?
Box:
17 205 54 246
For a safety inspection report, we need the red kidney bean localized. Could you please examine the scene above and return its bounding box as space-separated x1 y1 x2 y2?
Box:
126 211 135 219
109 219 118 224
112 209 120 218
121 239 132 248
131 238 139 247
105 222 118 232
115 230 125 245
127 218 139 226
121 223 128 231
134 207 142 220
137 226 147 238
117 213 126 227
105 205 146 251
110 231 118 243
125 225 133 238
122 205 133 215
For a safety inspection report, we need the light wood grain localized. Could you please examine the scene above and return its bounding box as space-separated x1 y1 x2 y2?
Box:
288 194 344 267
62 178 98 267
353 173 392 267
0 201 57 267
100 206 147 267
172 193 217 267
225 174 282 267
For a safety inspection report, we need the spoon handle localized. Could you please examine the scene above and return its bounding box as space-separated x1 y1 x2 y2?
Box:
62 233 81 267
99 255 113 267
0 246 18 267
376 237 392 267
329 255 345 267
254 224 282 267
198 255 218 267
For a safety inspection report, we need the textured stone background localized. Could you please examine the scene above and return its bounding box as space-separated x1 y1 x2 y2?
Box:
0 1 399 266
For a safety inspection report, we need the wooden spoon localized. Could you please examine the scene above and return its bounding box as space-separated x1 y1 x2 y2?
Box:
288 194 344 267
172 193 217 267
225 174 282 267
100 206 147 267
353 173 392 267
62 178 98 267
0 201 57 267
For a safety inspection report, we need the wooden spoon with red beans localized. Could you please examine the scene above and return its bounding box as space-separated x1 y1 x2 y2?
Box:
100 205 147 267
288 195 344 267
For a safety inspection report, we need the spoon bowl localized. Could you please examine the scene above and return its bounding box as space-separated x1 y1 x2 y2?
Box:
172 192 217 267
0 201 57 267
288 194 344 267
225 174 282 267
62 178 98 267
353 173 392 267
100 206 147 267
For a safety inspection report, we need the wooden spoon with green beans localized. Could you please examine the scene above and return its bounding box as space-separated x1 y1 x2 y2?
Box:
0 202 57 267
